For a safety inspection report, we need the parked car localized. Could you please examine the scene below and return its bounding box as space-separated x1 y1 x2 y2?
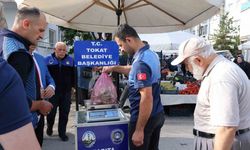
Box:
215 50 234 61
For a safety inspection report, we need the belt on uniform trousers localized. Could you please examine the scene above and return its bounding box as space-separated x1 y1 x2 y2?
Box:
193 127 250 138
235 128 250 136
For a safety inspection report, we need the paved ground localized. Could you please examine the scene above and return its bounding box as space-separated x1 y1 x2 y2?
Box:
42 104 194 150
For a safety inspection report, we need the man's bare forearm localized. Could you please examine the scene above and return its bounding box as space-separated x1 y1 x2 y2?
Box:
112 65 131 75
135 87 153 131
0 123 41 150
214 126 236 150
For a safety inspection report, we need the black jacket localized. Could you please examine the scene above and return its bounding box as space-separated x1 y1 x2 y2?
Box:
45 53 75 93
238 61 250 79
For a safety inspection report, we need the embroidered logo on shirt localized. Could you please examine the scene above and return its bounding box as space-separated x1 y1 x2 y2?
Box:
137 73 147 80
49 59 54 64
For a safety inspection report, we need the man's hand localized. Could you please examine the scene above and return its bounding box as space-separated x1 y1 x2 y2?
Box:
102 66 114 73
132 130 144 147
92 66 102 72
38 100 53 116
44 86 55 99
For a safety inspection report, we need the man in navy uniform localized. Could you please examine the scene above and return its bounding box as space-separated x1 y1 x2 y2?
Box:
0 58 41 150
103 24 165 150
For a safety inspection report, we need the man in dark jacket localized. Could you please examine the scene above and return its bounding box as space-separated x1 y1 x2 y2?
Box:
1 6 52 128
45 42 74 141
236 54 250 79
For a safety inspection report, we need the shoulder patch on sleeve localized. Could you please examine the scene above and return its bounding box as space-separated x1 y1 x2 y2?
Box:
137 73 147 80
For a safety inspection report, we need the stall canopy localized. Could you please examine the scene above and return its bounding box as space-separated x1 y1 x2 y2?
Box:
15 0 223 33
238 41 250 50
139 31 198 53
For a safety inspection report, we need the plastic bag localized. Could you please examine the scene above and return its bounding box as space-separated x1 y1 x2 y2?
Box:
91 73 117 105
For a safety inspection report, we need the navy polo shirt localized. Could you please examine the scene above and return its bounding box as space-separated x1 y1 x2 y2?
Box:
128 45 163 122
0 58 32 134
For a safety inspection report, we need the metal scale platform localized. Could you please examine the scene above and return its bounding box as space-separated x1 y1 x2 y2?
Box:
75 103 129 150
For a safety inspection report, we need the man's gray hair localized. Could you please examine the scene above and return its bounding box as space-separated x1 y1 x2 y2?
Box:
16 7 41 21
198 44 216 58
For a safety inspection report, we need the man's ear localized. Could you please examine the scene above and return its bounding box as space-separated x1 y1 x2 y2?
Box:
193 56 204 66
126 36 135 44
22 19 30 29
125 37 131 43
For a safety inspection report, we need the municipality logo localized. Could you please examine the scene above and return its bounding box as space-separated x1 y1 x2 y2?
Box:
111 129 124 144
82 131 96 148
49 59 54 64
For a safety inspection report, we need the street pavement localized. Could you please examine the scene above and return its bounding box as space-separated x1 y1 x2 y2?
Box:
42 104 194 150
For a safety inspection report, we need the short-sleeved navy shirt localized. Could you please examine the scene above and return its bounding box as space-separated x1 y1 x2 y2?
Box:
0 58 32 134
128 45 164 122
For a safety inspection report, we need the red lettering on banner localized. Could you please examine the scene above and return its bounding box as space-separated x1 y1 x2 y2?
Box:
137 73 147 80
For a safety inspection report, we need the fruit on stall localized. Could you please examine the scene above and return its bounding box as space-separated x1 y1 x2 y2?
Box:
170 73 196 84
178 81 200 95
160 82 178 94
160 82 177 91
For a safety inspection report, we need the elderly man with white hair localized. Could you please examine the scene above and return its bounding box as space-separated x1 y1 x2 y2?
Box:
45 42 74 141
171 37 250 150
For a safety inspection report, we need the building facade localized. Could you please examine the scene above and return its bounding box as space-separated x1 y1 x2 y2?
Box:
191 0 250 61
239 0 250 61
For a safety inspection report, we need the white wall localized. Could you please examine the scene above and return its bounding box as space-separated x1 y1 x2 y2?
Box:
2 2 17 29
225 0 241 21
240 0 250 62
208 14 220 38
240 1 250 39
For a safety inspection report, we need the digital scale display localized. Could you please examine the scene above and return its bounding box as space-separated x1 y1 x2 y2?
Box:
86 109 120 122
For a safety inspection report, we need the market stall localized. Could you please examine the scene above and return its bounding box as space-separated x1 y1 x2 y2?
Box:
160 94 197 106
160 72 199 102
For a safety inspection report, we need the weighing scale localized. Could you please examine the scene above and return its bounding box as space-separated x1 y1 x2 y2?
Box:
75 104 129 150
86 108 121 122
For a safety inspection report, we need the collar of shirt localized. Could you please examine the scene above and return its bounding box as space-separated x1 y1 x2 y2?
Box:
132 44 150 62
202 55 225 79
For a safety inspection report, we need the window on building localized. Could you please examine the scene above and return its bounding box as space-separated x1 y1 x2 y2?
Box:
199 25 208 36
60 31 64 42
49 29 56 47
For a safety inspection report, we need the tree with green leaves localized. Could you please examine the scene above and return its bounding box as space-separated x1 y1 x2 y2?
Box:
212 12 240 56
59 26 113 54
59 26 94 54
